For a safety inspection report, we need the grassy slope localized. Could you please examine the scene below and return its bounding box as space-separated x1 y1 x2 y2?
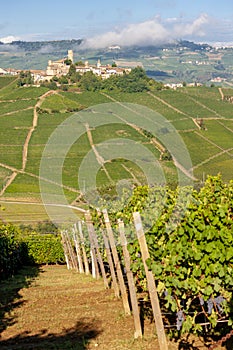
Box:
0 76 232 223
0 265 211 350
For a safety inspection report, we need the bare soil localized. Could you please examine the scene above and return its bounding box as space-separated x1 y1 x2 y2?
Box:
0 265 227 350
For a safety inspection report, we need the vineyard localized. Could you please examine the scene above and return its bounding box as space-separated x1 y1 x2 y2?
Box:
66 175 233 348
0 78 233 224
1 175 232 349
0 76 233 348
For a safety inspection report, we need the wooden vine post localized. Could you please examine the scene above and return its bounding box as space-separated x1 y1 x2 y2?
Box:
102 228 120 298
61 231 71 269
133 212 168 350
61 231 77 270
77 221 90 275
61 230 78 270
73 225 84 273
66 230 79 270
85 211 109 289
103 209 131 315
85 212 100 279
96 208 120 297
118 219 142 339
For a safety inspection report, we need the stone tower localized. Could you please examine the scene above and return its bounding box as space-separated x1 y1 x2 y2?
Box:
68 50 74 63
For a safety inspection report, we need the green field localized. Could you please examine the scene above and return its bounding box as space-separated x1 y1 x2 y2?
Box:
0 76 232 223
40 93 84 112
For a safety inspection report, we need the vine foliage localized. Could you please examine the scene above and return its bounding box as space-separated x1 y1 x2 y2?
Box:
102 175 233 334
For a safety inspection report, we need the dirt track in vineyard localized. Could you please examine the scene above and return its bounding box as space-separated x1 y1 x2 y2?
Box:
0 265 225 350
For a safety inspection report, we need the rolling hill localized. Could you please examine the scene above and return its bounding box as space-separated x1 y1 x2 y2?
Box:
0 39 233 85
0 76 232 223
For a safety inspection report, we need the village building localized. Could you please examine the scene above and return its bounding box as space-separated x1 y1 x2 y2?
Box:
46 50 74 78
0 68 8 75
4 68 21 76
0 50 131 83
75 59 130 79
30 70 47 83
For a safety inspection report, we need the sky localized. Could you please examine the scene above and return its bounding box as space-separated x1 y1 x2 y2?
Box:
0 0 232 47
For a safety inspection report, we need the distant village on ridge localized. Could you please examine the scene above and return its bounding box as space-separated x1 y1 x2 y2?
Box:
0 49 132 85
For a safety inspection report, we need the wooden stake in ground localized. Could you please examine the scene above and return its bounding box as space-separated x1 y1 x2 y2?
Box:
133 212 168 350
64 230 78 270
118 219 142 339
101 228 120 298
77 221 90 275
73 225 84 274
97 209 120 297
85 212 100 279
60 231 71 269
103 209 130 315
85 211 109 289
61 230 78 270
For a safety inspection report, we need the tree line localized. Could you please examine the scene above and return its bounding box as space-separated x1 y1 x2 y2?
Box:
41 66 164 92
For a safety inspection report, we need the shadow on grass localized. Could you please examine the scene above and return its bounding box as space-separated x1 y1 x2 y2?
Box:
0 265 41 334
0 319 101 349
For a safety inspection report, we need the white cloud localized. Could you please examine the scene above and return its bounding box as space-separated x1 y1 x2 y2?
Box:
173 13 210 37
81 14 212 49
0 35 20 43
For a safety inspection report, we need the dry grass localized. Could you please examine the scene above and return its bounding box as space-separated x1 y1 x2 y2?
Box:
0 266 160 349
0 266 227 350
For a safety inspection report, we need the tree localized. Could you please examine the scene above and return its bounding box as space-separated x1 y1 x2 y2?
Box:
68 64 76 76
75 60 85 66
58 75 69 84
64 58 72 65
17 71 33 86
51 76 59 82
79 71 101 91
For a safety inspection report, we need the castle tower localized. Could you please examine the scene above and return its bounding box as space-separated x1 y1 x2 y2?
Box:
68 50 74 63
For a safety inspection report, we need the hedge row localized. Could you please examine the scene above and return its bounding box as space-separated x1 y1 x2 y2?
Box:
22 233 65 265
0 224 27 280
0 224 65 280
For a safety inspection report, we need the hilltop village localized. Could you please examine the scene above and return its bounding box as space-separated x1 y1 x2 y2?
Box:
0 50 131 85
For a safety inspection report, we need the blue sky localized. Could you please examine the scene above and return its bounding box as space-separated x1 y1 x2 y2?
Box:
0 0 232 46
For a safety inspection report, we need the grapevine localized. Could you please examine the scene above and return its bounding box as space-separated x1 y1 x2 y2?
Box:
101 175 233 335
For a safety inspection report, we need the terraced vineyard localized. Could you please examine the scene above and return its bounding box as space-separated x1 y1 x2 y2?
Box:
0 77 232 223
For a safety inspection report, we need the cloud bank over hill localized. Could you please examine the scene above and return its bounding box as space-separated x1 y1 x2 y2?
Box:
81 14 211 49
0 35 20 44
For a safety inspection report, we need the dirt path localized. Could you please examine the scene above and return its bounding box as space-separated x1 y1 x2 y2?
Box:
121 164 141 185
180 92 224 119
219 87 224 100
0 91 58 197
22 90 57 172
0 160 80 200
85 122 113 183
0 265 218 350
100 92 165 151
101 92 197 182
192 147 233 171
147 91 190 118
0 265 159 350
0 106 34 117
0 171 18 196
190 131 233 171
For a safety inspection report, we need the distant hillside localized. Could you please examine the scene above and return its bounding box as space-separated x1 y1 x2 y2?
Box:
0 76 232 223
0 39 83 52
0 39 232 85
